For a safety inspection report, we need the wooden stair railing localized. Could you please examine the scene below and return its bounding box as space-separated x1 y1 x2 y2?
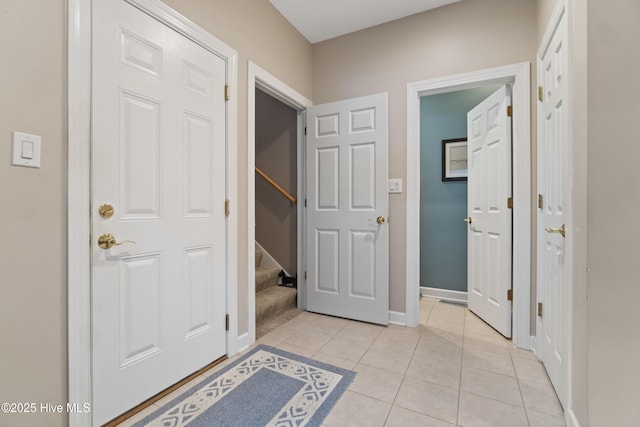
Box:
255 166 297 204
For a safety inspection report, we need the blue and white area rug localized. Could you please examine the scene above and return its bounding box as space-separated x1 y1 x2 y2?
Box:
133 345 356 427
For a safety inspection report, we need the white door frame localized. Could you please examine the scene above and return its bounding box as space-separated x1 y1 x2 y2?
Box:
67 1 238 425
246 62 312 349
406 63 531 349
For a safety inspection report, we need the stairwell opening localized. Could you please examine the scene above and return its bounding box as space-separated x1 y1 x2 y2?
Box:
255 88 300 337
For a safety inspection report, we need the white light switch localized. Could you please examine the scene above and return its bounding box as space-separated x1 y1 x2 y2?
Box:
22 140 34 159
12 131 41 168
388 178 403 194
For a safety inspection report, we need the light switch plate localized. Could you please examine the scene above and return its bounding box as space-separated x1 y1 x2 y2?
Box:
388 178 403 194
12 131 41 168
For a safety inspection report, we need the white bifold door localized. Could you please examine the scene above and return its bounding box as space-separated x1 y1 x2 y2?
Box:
306 93 389 325
91 0 227 423
466 85 513 338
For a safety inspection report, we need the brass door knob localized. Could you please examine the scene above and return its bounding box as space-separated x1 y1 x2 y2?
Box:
98 233 136 249
368 216 386 225
545 224 566 238
464 217 473 224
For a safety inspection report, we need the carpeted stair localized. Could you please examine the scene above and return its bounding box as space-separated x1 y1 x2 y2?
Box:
255 250 298 338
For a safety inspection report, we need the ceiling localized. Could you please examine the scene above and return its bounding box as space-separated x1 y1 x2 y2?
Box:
269 0 461 44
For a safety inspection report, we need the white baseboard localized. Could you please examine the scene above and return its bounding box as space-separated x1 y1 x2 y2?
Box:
529 335 539 357
420 286 468 304
235 332 251 355
389 311 406 326
566 409 581 427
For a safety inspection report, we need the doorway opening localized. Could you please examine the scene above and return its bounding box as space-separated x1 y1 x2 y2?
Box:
254 88 300 337
246 62 312 349
419 85 501 304
406 62 531 348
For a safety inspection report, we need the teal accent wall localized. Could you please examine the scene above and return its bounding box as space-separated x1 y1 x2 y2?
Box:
420 86 499 292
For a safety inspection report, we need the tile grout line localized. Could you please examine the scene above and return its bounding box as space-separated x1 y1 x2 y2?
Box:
456 305 468 426
384 311 441 426
367 322 401 426
322 319 393 426
422 299 467 424
510 347 533 426
380 329 396 426
269 300 558 427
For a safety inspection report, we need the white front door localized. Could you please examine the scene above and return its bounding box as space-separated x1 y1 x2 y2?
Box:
466 85 513 338
537 6 569 409
306 93 389 325
91 0 227 423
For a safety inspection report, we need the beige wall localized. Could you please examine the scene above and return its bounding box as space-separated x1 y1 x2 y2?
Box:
536 0 558 40
586 0 640 425
312 0 537 311
0 1 67 426
0 1 311 425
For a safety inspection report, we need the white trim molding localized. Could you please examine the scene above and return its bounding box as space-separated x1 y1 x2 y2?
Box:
529 335 540 362
388 311 407 326
420 287 468 304
68 1 238 425
67 1 92 426
247 62 312 347
235 332 252 353
567 410 582 427
407 62 531 349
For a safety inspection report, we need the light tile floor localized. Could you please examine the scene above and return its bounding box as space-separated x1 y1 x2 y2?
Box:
119 297 566 427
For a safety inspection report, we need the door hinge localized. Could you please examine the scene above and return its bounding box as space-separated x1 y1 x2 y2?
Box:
538 302 543 317
304 126 307 135
507 105 513 117
538 194 544 209
507 197 513 209
507 289 513 301
538 86 544 102
225 199 230 217
304 271 307 280
304 198 307 208
225 314 230 331
224 84 231 101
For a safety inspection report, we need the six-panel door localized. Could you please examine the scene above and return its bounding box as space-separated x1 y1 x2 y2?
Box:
91 0 227 422
306 93 389 325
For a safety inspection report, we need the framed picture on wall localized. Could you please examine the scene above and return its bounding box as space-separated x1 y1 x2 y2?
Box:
442 138 468 181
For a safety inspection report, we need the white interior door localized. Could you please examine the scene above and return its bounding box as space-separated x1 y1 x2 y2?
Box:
466 85 513 338
306 93 389 325
537 7 569 409
91 0 227 423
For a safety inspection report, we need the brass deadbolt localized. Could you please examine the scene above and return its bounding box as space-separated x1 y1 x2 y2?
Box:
99 204 115 219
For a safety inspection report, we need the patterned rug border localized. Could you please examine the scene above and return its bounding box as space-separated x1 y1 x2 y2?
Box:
132 344 356 426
